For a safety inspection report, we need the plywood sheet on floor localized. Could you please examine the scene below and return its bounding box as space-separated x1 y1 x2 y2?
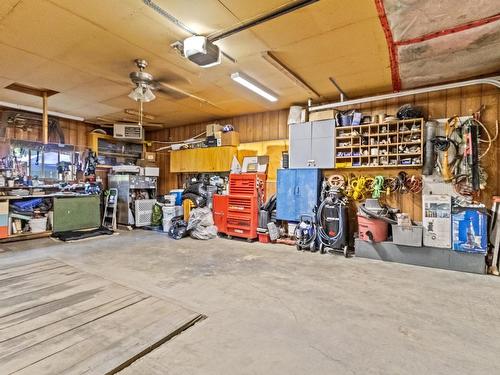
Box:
0 257 203 375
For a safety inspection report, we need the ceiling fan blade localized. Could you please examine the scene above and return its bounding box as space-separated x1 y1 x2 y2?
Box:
154 81 223 110
155 84 189 100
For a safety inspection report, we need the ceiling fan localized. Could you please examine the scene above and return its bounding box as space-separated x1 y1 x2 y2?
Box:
128 59 221 108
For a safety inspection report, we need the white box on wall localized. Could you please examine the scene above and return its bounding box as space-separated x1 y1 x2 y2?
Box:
422 194 452 248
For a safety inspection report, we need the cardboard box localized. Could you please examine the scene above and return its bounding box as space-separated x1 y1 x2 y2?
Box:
136 159 157 168
308 109 335 122
144 152 156 162
221 131 240 146
142 167 160 177
214 130 223 139
452 207 488 254
206 123 223 137
422 194 451 248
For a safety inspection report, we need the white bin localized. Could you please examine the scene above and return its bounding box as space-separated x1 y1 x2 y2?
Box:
30 217 47 233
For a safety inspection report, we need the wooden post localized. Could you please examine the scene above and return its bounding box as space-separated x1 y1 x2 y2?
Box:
42 91 48 144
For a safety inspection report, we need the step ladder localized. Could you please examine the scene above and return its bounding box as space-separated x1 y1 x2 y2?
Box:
102 188 118 231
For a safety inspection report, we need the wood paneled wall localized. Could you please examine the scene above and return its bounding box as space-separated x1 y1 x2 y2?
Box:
1 114 95 150
149 85 499 222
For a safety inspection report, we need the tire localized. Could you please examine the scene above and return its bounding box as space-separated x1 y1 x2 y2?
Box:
319 243 325 254
296 244 302 251
343 245 349 258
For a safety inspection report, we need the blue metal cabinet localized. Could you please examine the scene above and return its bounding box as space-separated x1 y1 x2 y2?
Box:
276 168 321 222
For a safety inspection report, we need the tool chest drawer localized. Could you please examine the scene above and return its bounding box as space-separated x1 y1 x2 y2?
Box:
229 173 266 200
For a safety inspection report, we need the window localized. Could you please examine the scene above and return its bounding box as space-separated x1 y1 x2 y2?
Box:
8 141 75 181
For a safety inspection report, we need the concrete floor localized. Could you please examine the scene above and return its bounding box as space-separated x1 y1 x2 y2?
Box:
1 231 499 375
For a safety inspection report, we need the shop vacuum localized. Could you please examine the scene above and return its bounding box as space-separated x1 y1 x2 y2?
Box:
294 181 350 256
316 188 350 257
295 214 317 251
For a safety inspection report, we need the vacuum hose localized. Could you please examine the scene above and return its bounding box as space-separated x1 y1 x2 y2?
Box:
316 196 344 245
422 120 438 175
358 204 397 225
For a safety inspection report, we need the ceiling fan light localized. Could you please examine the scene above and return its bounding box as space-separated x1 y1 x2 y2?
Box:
143 86 156 102
128 84 156 102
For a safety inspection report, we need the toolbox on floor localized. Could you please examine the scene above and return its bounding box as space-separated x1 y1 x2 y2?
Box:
213 173 267 240
226 195 259 240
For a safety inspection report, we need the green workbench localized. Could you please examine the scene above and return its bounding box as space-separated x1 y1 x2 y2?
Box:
52 195 101 233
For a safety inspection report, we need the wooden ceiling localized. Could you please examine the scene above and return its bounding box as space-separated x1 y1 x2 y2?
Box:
0 0 497 127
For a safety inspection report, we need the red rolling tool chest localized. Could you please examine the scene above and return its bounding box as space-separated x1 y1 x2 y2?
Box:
213 195 228 233
229 173 267 201
213 173 266 240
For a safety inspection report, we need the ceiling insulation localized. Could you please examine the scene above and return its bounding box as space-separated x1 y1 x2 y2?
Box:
382 0 499 42
399 21 500 88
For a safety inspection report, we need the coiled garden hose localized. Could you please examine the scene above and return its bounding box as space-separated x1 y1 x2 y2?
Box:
371 176 384 199
349 176 367 201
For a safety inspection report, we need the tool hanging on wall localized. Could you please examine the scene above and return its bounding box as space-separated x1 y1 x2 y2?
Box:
431 116 462 182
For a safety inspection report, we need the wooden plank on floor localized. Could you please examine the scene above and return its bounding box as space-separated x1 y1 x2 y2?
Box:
0 257 57 271
0 258 60 277
0 275 112 318
0 266 80 299
0 257 203 375
0 286 136 337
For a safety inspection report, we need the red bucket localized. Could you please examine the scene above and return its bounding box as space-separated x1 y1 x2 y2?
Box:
258 232 271 243
357 215 388 242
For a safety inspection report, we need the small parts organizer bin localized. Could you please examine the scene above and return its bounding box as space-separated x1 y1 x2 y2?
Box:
335 118 424 169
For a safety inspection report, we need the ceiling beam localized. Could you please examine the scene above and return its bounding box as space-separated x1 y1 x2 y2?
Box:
262 51 320 98
5 83 59 98
208 0 319 42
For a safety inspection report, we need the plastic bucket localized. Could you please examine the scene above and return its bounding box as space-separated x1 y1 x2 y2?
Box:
357 215 388 242
169 189 184 206
30 217 47 233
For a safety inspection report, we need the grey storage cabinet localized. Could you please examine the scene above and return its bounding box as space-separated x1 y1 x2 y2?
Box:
289 119 335 168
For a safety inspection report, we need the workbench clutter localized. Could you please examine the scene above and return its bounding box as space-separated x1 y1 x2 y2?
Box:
0 139 105 242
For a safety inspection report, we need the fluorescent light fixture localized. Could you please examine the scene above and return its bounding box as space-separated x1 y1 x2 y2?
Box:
231 72 278 102
128 84 156 102
0 100 84 121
